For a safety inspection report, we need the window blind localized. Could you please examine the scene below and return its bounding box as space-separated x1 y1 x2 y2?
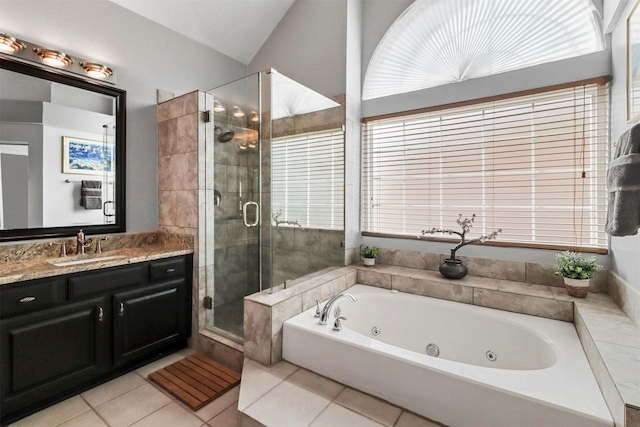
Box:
362 79 609 251
272 129 344 230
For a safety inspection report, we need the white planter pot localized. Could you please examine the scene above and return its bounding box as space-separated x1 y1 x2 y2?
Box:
563 277 589 298
363 257 376 267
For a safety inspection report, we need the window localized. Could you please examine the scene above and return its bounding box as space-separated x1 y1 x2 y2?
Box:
363 0 604 100
362 79 609 251
272 129 344 230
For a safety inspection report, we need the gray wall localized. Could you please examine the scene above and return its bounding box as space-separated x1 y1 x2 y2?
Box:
609 0 640 291
1 153 28 228
248 0 348 98
0 0 247 233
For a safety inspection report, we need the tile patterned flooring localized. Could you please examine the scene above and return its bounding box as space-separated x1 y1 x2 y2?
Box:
8 349 239 427
238 359 443 427
9 349 443 427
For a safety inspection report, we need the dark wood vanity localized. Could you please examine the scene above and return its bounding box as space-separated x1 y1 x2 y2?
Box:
0 254 192 425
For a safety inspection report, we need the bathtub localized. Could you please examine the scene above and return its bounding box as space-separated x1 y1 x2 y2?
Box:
283 284 613 427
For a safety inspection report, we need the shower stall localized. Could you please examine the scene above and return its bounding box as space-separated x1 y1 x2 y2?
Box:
205 70 345 342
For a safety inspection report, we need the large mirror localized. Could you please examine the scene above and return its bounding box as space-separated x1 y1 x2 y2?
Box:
0 58 126 241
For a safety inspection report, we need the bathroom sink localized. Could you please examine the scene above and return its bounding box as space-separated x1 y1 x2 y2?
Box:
48 255 127 267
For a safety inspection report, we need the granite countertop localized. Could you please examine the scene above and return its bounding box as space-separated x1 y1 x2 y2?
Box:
0 232 194 286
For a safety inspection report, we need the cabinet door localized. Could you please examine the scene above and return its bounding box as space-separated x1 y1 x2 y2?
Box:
0 297 110 418
113 279 187 366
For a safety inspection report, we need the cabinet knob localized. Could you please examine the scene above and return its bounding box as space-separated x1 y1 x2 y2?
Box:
19 296 36 303
119 302 125 316
166 268 176 273
98 307 104 322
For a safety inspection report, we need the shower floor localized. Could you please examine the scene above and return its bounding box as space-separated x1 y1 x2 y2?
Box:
213 298 244 339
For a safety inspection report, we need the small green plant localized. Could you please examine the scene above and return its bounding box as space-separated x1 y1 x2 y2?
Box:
554 251 601 280
360 245 380 259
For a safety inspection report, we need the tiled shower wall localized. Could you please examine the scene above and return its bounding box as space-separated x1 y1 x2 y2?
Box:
157 91 208 342
212 108 261 306
261 96 347 289
158 92 244 371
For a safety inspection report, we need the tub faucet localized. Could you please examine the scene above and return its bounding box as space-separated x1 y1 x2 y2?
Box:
318 293 356 325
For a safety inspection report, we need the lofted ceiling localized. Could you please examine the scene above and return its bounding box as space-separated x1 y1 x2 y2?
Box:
109 0 296 64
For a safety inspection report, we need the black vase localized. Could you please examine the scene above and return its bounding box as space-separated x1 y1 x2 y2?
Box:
439 258 468 279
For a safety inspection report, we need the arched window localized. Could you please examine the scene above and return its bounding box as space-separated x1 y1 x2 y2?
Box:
363 0 605 100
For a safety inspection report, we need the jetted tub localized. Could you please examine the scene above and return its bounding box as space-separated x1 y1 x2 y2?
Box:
283 284 613 427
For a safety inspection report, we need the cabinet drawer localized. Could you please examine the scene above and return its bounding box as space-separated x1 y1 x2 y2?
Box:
149 257 186 281
68 265 146 299
0 279 61 319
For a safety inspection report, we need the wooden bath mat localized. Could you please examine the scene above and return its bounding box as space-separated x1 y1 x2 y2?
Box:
148 353 241 410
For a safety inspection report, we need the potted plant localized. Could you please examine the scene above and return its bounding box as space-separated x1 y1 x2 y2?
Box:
420 214 501 279
554 251 601 298
360 245 380 266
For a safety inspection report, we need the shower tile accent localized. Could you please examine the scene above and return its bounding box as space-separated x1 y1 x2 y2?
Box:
244 301 273 366
455 255 526 281
377 248 440 270
244 266 358 365
357 269 392 289
392 275 473 304
609 270 640 328
157 91 199 122
574 299 640 427
525 262 564 287
159 91 225 366
497 280 555 298
627 406 640 427
473 288 573 321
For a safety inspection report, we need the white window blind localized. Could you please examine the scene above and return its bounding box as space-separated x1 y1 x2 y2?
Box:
362 79 609 251
272 129 344 230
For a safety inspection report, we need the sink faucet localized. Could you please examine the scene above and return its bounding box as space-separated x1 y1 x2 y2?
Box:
318 293 356 325
76 229 93 255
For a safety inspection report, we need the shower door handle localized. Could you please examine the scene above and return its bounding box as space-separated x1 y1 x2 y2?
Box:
242 201 260 227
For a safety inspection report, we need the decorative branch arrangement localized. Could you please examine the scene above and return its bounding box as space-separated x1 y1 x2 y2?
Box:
272 210 301 228
419 214 502 261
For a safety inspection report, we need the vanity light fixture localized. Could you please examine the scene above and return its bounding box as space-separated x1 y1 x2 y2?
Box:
0 32 116 84
249 111 259 122
34 47 73 68
232 106 245 118
0 33 26 54
213 100 226 112
80 61 113 79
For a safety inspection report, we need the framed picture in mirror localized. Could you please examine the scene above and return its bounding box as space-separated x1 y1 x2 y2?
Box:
62 136 114 175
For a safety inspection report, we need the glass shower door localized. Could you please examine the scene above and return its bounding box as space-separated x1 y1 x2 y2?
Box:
207 73 262 341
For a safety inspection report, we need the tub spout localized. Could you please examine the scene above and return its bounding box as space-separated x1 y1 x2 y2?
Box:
319 293 356 325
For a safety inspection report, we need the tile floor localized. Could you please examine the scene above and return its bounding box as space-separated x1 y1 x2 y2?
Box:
9 350 443 427
238 359 444 427
8 349 239 427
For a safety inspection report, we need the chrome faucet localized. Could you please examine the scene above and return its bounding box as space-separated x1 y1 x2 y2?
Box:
318 293 357 325
76 229 93 255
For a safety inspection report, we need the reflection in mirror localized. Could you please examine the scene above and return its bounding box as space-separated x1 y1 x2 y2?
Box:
0 58 125 241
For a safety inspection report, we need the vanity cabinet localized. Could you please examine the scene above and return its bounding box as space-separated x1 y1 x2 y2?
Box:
0 255 192 424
